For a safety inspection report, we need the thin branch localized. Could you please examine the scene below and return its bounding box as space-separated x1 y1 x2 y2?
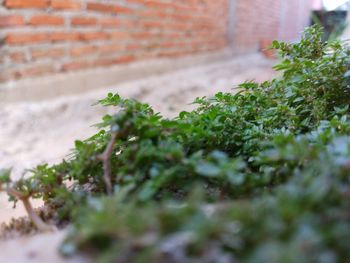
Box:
97 132 118 195
6 188 56 232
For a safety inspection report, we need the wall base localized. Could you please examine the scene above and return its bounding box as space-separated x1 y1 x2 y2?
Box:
0 49 235 103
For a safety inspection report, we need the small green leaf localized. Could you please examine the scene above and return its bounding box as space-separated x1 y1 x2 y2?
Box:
195 162 221 177
0 169 11 184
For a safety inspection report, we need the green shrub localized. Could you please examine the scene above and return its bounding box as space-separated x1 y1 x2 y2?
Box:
2 26 350 262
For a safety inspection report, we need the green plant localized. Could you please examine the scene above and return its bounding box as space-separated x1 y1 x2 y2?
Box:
1 26 350 262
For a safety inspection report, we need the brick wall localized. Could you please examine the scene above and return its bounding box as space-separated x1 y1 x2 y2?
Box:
0 0 313 83
0 0 228 82
233 0 313 53
279 0 313 41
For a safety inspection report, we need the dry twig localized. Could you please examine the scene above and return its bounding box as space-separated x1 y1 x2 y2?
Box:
97 132 118 195
6 188 56 232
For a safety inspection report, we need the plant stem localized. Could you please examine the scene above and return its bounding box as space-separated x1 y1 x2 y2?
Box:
7 188 55 232
98 132 118 195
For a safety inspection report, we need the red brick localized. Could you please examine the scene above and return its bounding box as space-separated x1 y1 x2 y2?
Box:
6 33 48 45
93 58 116 67
157 50 196 58
138 9 168 19
51 0 81 10
94 55 135 67
87 2 132 14
125 43 141 51
98 44 120 54
168 22 189 31
160 42 175 48
79 32 109 41
109 31 129 40
70 45 97 57
31 48 65 60
100 18 120 27
114 55 135 64
132 32 156 39
50 32 80 42
0 15 25 27
87 2 113 12
144 0 174 9
5 0 48 8
140 20 164 29
17 64 54 78
71 17 97 26
126 0 146 4
173 4 198 13
61 60 91 71
119 20 136 28
112 5 132 14
29 15 64 26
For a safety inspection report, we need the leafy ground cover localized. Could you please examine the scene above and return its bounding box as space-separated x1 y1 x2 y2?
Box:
1 26 350 262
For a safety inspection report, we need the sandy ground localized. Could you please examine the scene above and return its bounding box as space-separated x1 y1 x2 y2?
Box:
0 53 276 262
0 231 87 263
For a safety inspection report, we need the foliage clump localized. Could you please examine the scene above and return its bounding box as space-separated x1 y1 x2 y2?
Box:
2 26 350 262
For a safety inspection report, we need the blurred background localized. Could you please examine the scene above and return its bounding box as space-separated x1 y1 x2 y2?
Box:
1 0 350 221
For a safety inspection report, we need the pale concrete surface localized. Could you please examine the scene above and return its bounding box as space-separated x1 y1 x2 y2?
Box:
0 53 276 262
